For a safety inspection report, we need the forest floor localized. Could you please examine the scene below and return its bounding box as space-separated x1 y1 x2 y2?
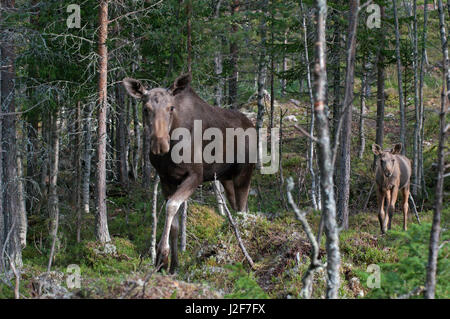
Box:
2 75 449 299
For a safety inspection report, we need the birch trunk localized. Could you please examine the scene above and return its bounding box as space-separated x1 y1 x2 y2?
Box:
313 0 341 299
47 109 60 272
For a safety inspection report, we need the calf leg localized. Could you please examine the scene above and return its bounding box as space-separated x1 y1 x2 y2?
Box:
401 186 410 231
377 188 386 234
388 187 399 230
156 174 200 271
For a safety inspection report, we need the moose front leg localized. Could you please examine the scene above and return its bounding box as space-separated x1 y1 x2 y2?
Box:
377 188 386 234
383 189 391 233
156 175 200 272
388 187 399 230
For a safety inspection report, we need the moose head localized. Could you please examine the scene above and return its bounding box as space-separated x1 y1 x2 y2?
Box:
123 73 191 155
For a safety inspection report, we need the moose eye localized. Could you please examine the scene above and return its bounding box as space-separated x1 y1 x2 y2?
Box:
170 106 175 112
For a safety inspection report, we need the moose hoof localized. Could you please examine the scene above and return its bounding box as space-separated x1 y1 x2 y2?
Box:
155 247 169 272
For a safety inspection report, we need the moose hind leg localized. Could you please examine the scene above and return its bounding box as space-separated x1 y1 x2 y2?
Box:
221 179 237 211
233 164 254 213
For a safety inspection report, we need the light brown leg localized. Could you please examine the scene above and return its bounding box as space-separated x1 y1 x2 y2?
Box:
383 189 391 233
377 188 386 234
388 187 399 230
156 174 200 271
402 186 410 231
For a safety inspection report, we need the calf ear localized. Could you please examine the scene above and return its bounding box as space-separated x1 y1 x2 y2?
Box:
170 73 191 95
123 78 147 99
372 144 382 155
391 143 402 154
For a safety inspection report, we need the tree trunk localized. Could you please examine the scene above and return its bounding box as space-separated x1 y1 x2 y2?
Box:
115 81 129 188
393 0 406 154
358 58 368 159
95 0 111 243
214 0 224 107
150 176 159 264
301 0 319 210
81 103 93 221
412 0 420 196
256 0 268 170
425 0 448 299
16 121 27 248
418 0 429 200
331 13 341 140
142 102 152 188
313 0 341 299
374 5 386 169
130 98 141 181
186 0 192 74
1 0 22 271
47 109 60 272
74 102 82 243
228 0 240 109
337 0 359 230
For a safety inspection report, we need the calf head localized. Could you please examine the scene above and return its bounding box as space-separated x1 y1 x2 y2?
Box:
123 74 191 155
372 143 402 178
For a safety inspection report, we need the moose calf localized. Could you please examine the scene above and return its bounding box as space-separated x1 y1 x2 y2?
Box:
372 143 412 234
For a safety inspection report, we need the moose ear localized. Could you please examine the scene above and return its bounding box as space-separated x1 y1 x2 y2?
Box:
170 73 191 95
372 144 382 155
123 78 147 99
391 143 402 154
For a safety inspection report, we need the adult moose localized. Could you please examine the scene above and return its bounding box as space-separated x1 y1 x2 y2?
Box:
372 143 412 234
123 74 255 273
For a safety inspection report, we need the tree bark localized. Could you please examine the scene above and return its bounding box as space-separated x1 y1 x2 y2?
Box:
213 1 224 107
418 0 429 200
374 5 386 169
425 0 448 299
1 0 22 271
337 0 359 230
412 0 420 196
95 0 111 243
301 0 319 210
47 109 60 272
313 0 341 299
186 0 192 74
358 59 368 159
256 0 268 170
228 0 240 109
115 81 129 188
393 0 406 154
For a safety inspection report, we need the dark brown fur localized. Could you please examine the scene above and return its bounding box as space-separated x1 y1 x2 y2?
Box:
372 143 412 234
123 74 255 272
